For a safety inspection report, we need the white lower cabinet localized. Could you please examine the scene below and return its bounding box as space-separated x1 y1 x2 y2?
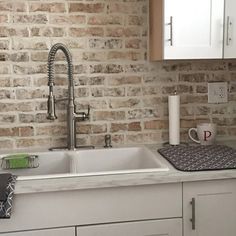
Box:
1 227 75 236
183 179 236 236
77 218 182 236
3 179 236 236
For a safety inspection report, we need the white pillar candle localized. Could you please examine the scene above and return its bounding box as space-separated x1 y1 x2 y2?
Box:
168 94 180 145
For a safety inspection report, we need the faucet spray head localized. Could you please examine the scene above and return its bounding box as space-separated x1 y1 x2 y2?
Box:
47 91 57 120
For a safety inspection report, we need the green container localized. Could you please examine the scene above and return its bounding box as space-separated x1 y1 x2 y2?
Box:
4 154 30 169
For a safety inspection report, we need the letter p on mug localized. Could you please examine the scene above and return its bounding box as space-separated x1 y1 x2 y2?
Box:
188 123 217 145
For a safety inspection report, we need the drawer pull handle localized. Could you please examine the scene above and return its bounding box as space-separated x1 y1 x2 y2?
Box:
190 198 196 230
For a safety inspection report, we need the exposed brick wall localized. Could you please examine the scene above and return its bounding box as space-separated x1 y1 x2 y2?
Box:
0 0 235 149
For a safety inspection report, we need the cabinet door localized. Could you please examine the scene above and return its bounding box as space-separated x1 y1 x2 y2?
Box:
224 0 236 58
164 0 224 59
77 219 182 236
1 227 75 236
183 179 236 236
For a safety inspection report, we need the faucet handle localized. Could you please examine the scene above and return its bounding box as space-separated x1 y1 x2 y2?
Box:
76 105 90 121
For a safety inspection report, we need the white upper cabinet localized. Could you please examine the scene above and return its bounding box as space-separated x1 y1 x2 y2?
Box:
164 0 224 59
224 0 236 58
149 0 225 60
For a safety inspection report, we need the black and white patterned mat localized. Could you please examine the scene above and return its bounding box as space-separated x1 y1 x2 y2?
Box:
158 145 236 172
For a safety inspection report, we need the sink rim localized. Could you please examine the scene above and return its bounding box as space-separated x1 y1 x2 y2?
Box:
1 146 171 180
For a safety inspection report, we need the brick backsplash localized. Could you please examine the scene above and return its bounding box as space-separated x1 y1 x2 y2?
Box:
0 0 235 149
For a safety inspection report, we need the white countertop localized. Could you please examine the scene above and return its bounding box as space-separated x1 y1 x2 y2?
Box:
11 140 236 195
15 166 236 194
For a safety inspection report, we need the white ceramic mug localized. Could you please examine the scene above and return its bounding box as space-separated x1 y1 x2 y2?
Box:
188 123 217 145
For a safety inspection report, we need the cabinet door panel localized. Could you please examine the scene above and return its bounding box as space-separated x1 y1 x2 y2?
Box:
77 219 182 236
224 0 236 58
164 0 224 59
197 192 236 236
183 179 236 236
1 227 75 236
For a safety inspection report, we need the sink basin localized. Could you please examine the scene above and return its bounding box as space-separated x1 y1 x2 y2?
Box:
0 151 71 177
69 147 169 175
0 147 169 178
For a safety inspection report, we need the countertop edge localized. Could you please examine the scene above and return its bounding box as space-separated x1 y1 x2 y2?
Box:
15 169 236 194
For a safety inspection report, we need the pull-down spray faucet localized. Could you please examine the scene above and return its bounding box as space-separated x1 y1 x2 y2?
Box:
47 43 90 150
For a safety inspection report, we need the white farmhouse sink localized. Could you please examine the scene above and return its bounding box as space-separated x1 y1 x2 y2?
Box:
0 147 169 178
69 147 169 175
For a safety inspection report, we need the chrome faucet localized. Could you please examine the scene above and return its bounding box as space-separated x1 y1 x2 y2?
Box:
47 43 90 150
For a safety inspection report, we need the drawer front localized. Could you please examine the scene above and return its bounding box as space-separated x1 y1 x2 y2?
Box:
1 227 75 236
77 218 182 236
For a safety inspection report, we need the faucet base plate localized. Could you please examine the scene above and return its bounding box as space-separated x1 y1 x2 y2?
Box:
49 146 95 151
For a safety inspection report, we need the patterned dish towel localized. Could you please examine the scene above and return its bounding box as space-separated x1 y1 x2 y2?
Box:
0 174 17 218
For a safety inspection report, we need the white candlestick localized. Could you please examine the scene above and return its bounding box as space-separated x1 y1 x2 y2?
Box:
168 94 180 145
